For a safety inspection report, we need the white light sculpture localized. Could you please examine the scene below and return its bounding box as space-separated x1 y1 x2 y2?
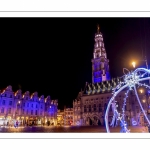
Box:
105 68 150 133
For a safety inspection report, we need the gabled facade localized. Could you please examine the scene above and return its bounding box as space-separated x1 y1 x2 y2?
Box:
0 85 58 126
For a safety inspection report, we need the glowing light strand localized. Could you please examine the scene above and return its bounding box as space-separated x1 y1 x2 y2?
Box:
110 82 125 127
122 89 130 121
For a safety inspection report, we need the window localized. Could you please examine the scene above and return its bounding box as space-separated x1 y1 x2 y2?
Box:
36 104 38 108
1 108 4 113
35 110 38 115
17 104 20 108
31 110 33 115
117 102 120 111
136 106 139 113
8 108 11 114
26 110 28 115
23 103 25 107
26 97 28 100
89 105 91 112
125 105 127 111
27 103 29 107
2 100 5 105
5 94 7 97
94 104 96 111
40 111 42 115
99 104 102 112
9 101 12 106
17 104 19 111
22 109 24 114
104 103 107 112
18 95 20 99
31 104 33 108
41 105 43 109
10 95 12 98
84 105 86 112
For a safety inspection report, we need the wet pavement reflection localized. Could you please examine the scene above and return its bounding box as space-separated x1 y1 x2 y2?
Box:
0 126 148 133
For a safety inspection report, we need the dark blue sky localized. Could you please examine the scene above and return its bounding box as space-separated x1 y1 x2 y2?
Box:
0 18 150 109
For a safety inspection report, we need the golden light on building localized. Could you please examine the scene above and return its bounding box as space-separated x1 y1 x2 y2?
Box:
142 99 146 103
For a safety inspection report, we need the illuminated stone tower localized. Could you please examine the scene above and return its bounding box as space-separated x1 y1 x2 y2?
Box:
91 25 111 83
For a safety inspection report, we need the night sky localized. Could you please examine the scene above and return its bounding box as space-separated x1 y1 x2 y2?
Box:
0 18 150 109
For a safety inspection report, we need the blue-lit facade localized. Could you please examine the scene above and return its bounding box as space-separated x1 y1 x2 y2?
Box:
0 85 58 126
92 25 111 83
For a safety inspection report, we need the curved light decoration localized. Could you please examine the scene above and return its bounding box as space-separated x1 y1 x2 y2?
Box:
105 68 150 133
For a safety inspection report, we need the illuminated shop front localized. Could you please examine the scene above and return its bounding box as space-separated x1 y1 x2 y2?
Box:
0 86 58 126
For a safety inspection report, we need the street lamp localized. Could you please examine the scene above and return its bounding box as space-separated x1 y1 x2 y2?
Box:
140 89 143 94
132 62 136 68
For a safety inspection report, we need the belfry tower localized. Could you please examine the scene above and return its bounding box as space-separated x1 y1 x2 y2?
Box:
91 25 111 83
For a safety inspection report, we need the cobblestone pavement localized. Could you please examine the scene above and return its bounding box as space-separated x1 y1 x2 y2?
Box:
0 126 148 133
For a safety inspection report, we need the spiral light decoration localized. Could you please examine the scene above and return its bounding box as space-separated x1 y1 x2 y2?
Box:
105 68 150 133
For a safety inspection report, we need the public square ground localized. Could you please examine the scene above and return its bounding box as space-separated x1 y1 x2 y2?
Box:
0 125 148 133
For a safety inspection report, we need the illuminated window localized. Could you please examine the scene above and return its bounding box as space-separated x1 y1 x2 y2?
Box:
1 108 4 113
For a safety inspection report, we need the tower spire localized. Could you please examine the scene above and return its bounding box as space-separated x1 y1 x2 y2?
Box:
91 25 111 83
97 24 100 33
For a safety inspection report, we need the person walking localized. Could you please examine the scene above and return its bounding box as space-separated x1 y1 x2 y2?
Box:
16 120 18 128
